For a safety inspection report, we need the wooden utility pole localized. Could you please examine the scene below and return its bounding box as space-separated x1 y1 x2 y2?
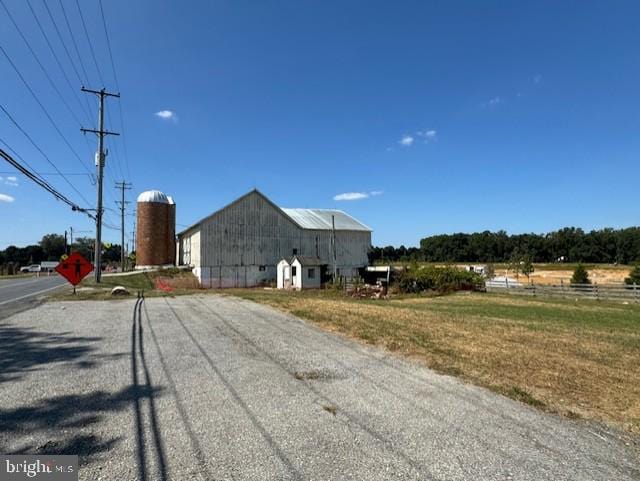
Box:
81 87 120 283
115 181 132 271
331 214 337 282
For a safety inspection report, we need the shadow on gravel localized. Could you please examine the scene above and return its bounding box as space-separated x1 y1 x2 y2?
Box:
0 385 162 464
0 323 104 383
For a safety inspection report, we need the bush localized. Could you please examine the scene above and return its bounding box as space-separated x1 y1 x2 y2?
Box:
571 264 591 285
397 265 483 293
624 265 640 286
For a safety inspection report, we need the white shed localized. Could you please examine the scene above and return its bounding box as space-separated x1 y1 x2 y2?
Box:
277 259 292 289
291 256 323 290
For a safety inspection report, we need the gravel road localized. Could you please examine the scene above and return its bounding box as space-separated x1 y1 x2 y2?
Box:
0 294 637 480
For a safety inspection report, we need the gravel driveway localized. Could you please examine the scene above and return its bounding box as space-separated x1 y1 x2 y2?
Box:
0 294 637 480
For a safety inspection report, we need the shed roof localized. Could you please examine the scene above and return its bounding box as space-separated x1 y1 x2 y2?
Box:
291 256 324 265
281 208 371 232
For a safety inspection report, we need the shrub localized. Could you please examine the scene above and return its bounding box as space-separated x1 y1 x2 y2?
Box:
571 264 591 285
624 265 640 286
397 265 483 293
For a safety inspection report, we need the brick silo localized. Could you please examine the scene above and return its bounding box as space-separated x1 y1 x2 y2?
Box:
135 190 176 268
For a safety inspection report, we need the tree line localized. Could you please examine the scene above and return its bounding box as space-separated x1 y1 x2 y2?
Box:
0 234 126 275
369 227 640 264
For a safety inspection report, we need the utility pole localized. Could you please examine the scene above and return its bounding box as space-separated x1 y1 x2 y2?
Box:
115 181 132 272
81 87 120 283
331 214 337 282
132 220 136 252
69 226 73 253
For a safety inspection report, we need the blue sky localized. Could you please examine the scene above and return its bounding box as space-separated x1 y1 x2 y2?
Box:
1 0 639 249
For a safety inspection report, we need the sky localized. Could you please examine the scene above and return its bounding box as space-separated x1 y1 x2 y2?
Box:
1 0 639 249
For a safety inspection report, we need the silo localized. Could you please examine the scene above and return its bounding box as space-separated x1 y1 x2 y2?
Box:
166 196 176 265
136 190 176 268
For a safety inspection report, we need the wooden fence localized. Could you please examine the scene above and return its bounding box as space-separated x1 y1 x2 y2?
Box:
485 280 640 303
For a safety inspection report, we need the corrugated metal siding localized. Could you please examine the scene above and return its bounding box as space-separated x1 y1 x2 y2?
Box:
181 191 371 285
199 191 302 267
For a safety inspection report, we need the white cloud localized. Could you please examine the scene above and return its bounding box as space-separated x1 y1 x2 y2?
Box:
4 175 18 186
334 192 369 201
488 96 502 105
334 190 384 201
417 129 437 143
155 110 177 121
0 193 15 203
533 74 542 84
399 135 414 147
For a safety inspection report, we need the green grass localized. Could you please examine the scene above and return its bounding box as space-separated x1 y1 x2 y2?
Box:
81 272 154 290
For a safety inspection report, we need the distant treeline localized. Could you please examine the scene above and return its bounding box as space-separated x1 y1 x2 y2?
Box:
0 233 123 275
369 227 640 264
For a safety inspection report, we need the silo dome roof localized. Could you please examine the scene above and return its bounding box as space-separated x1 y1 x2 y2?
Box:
137 190 169 204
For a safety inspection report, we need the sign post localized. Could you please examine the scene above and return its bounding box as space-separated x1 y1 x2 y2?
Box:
55 252 94 294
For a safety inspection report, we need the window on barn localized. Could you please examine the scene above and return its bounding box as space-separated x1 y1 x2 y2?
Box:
308 268 315 279
259 265 266 271
292 266 297 276
292 248 298 255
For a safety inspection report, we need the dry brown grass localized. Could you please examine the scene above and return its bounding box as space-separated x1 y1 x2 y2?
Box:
494 266 630 285
230 289 640 435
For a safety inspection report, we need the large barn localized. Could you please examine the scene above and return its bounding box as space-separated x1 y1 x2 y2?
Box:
177 189 372 287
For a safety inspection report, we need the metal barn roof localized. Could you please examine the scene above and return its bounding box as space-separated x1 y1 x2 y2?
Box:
281 208 372 232
177 190 372 236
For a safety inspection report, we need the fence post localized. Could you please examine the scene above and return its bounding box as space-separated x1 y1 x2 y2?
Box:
635 282 638 304
595 282 599 301
532 281 536 297
561 279 565 298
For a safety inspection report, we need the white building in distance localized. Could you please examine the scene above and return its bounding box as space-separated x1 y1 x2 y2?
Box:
177 189 372 287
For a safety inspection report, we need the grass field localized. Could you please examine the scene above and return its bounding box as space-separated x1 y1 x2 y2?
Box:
229 289 640 434
52 269 201 300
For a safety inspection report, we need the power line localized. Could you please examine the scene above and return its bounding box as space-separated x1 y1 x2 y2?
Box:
0 104 92 207
75 0 105 87
0 45 93 175
25 0 92 125
0 170 93 178
98 0 132 182
0 147 94 220
57 0 91 86
41 0 94 118
0 0 85 127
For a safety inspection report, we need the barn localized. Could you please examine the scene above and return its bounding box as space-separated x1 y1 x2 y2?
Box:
176 189 372 287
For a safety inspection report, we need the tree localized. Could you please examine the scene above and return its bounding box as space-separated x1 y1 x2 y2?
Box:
508 249 522 280
624 265 640 286
571 264 591 285
39 234 66 260
521 256 534 281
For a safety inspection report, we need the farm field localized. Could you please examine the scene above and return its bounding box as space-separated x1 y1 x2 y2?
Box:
229 289 640 435
491 264 631 285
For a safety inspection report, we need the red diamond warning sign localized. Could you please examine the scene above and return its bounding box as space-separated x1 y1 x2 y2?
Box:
55 252 94 286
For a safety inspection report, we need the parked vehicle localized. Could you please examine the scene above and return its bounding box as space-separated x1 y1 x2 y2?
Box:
19 264 42 273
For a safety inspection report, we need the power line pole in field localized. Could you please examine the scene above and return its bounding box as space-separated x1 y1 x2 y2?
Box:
115 180 132 271
81 87 120 283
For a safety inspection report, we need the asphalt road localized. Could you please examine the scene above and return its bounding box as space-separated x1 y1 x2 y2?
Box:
0 295 637 480
0 275 67 308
